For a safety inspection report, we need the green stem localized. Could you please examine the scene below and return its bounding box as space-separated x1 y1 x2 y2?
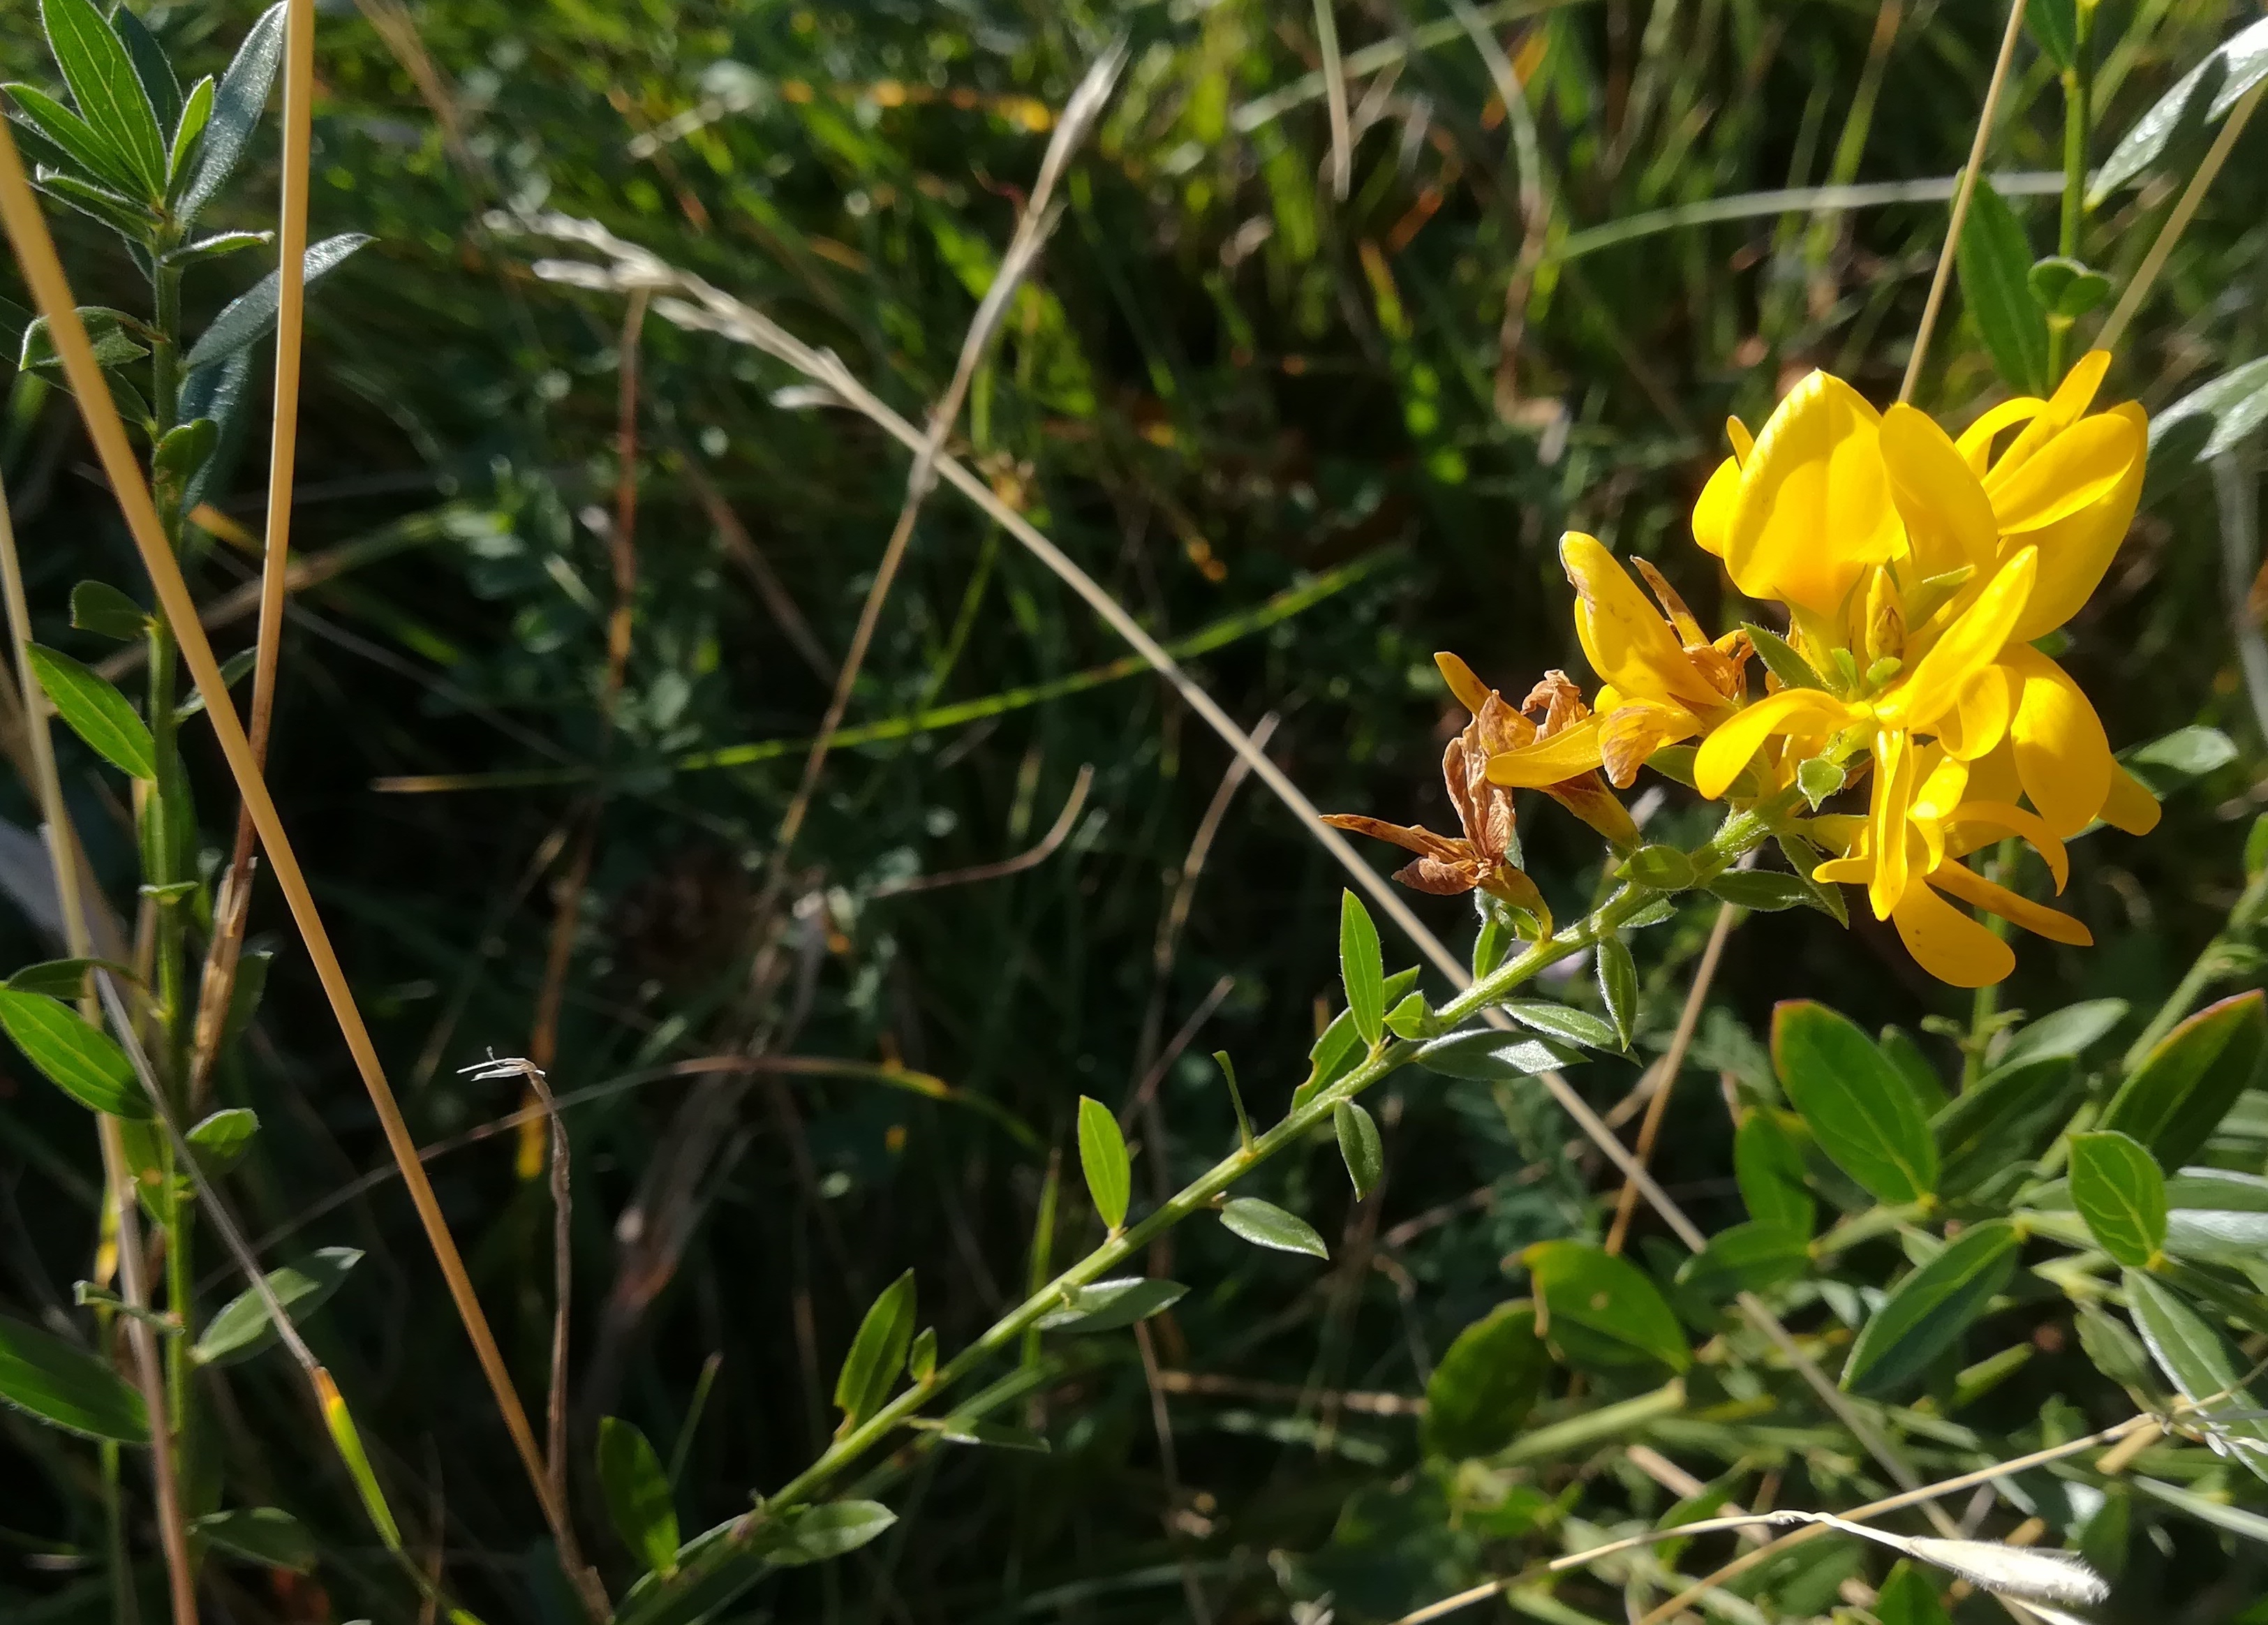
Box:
2049 1 2092 379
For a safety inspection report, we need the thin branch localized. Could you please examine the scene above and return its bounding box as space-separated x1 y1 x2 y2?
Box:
1899 0 2029 403
2097 78 2268 353
0 119 586 1594
1604 898 1738 1254
1313 0 1352 200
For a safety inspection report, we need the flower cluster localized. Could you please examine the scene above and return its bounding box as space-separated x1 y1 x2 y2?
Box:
1332 352 2160 987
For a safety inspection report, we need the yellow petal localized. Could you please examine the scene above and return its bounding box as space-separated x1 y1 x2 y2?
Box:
1486 718 1607 786
1960 737 2025 806
1881 403 1999 578
1808 813 1868 855
2101 761 2163 836
1692 454 1740 558
1932 859 2093 946
1563 533 1723 711
2005 645 2112 838
1693 688 1857 799
1726 415 1754 462
1892 880 2017 987
1957 396 2045 476
1814 854 1873 886
1910 748 1969 872
1937 665 2013 762
1987 409 2141 535
1987 348 2112 484
1726 371 1903 616
1435 651 1495 715
1878 548 2036 730
2008 403 2148 640
1869 729 1918 921
1942 799 2071 892
1598 700 1702 788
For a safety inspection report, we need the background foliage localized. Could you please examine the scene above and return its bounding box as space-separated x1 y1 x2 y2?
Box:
5 1 2268 1622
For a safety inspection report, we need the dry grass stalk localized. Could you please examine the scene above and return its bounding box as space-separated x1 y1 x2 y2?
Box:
0 121 596 1610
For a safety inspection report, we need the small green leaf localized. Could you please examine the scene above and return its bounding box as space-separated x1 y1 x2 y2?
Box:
40 0 169 196
2070 1131 2168 1268
184 232 373 371
221 947 272 1047
1742 623 1826 690
1874 1560 1955 1625
1774 830 1846 925
0 1314 148 1444
1793 756 1844 808
151 416 217 507
6 956 135 1000
905 1327 936 1385
1841 1220 2019 1397
0 987 149 1118
597 1417 680 1577
1955 175 2049 395
1618 844 1695 891
4 82 144 195
2161 1168 2268 1265
2126 1269 2268 1485
1219 1196 1328 1259
2092 22 2268 203
1772 1001 1936 1203
192 1248 363 1365
1934 1055 2080 1199
1524 1239 1690 1372
2027 255 2110 319
1999 999 2128 1067
1415 1027 1582 1081
19 305 147 373
934 1418 1048 1452
1705 871 1814 912
755 1501 898 1567
185 1107 258 1173
1595 935 1636 1046
1382 990 1430 1039
28 644 155 780
168 75 213 183
1338 889 1386 1046
172 647 256 721
1333 1099 1383 1199
1733 1108 1814 1236
1675 1220 1811 1299
2154 359 2268 473
1499 998 1618 1051
31 168 158 251
191 1508 314 1574
2121 725 2239 794
2025 0 2076 70
165 228 272 267
1421 1301 1547 1459
181 3 287 220
70 579 149 640
109 3 181 136
1076 1095 1130 1231
1472 907 1511 979
2100 991 2266 1168
1035 1277 1186 1334
831 1270 914 1427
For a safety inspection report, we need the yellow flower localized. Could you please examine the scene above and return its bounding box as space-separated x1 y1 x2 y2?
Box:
1808 745 2090 987
1677 353 2160 981
1487 533 1751 789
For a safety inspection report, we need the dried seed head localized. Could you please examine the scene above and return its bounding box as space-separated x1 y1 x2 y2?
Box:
1902 1538 2109 1608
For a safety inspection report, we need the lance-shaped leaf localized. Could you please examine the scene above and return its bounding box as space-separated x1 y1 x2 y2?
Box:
191 1508 315 1574
184 232 373 371
831 1270 914 1427
1219 1197 1328 1259
2069 1131 2167 1268
1499 998 1619 1051
1076 1095 1129 1231
0 1313 149 1444
0 988 149 1118
180 3 286 218
1524 1239 1689 1372
38 0 168 195
597 1417 680 1576
2126 1269 2268 1485
2100 992 2265 1169
1338 889 1384 1046
1035 1277 1186 1334
28 644 154 779
1333 1099 1383 1199
192 1249 362 1365
1842 1221 2019 1397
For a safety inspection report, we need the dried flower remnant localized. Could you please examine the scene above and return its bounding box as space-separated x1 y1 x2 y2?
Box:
1324 658 1556 932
